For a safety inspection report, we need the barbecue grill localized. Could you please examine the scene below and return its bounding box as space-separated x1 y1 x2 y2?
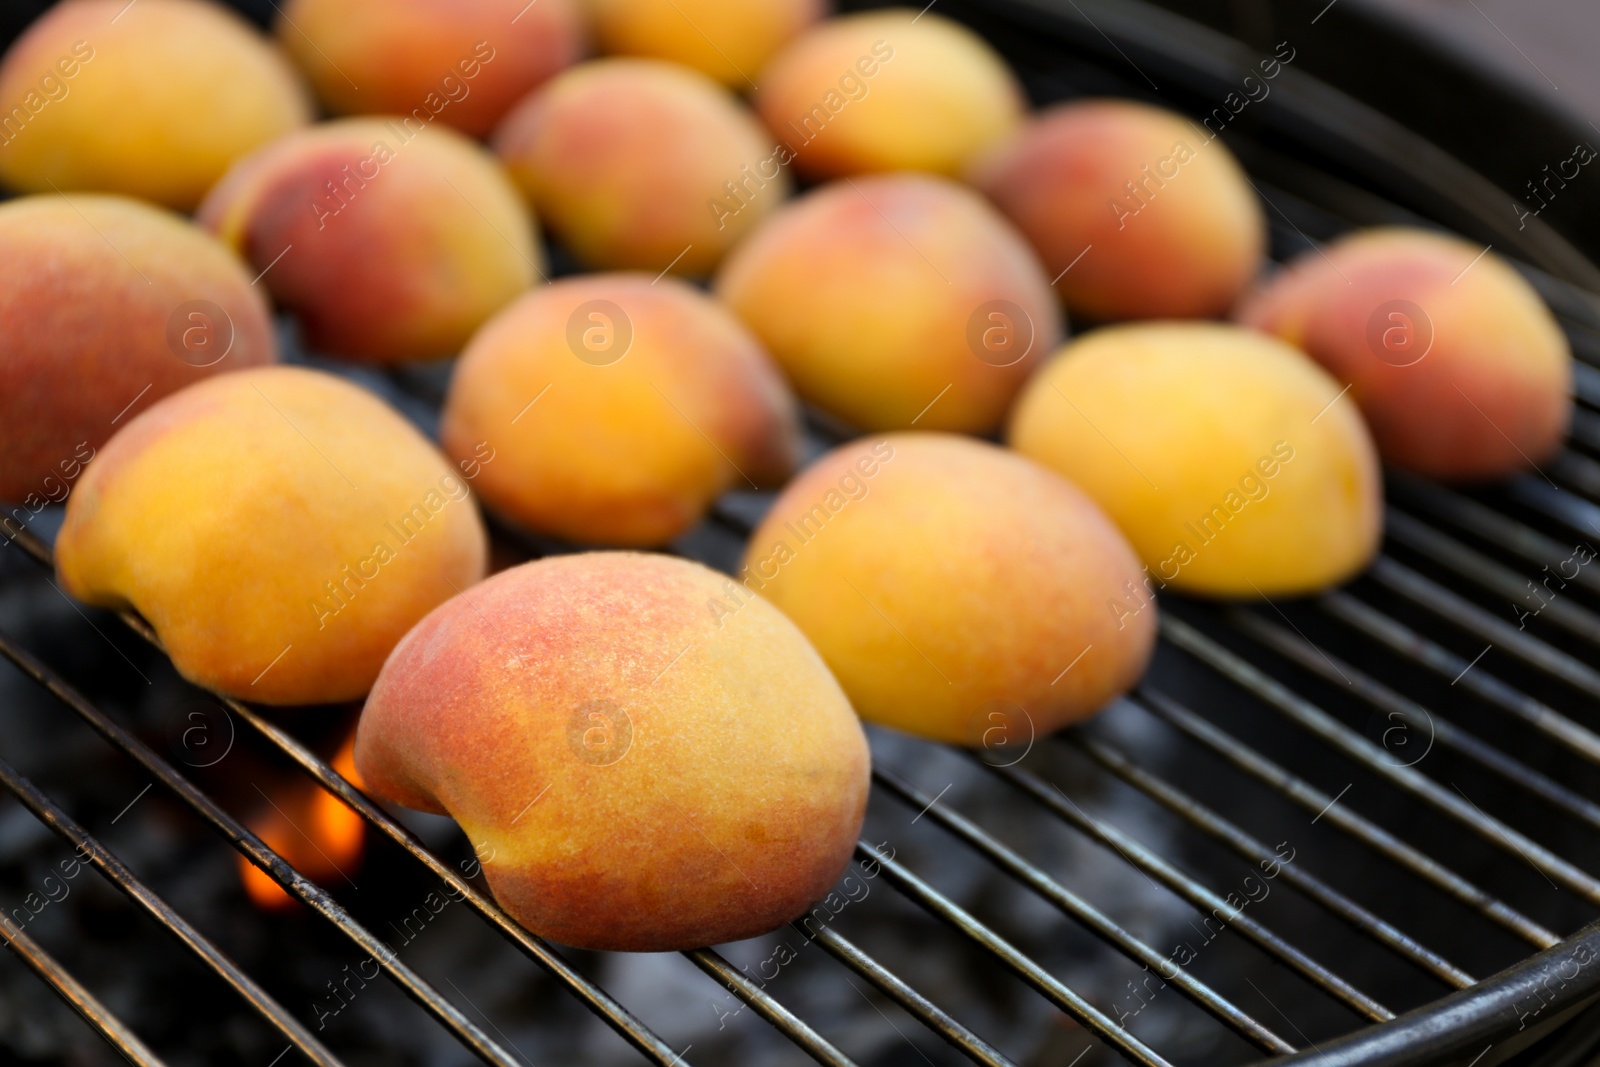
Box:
6 0 1600 1064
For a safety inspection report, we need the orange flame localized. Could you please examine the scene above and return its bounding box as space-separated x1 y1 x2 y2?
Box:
239 733 366 910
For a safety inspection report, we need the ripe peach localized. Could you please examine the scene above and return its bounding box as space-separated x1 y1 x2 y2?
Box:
275 0 586 138
199 118 540 363
586 0 824 88
742 434 1155 744
355 552 869 951
56 366 489 705
715 173 1060 434
1237 227 1572 479
0 0 311 210
753 9 1023 179
0 194 276 507
1008 323 1382 597
441 274 800 546
493 59 787 276
970 100 1267 321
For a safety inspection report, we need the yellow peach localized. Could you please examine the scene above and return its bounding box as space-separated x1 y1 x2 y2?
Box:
441 273 800 547
0 194 276 507
0 0 311 209
970 99 1266 321
753 9 1023 179
715 173 1061 434
199 118 540 363
494 59 787 275
56 366 488 705
743 434 1155 744
1237 227 1572 479
275 0 586 138
355 552 869 951
586 0 824 88
1008 323 1382 597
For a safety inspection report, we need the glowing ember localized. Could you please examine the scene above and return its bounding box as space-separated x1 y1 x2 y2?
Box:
239 733 366 910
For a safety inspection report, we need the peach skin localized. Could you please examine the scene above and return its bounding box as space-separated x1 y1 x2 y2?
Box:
493 59 789 276
1008 323 1383 597
1237 227 1572 479
715 173 1061 434
441 273 800 546
742 434 1156 744
0 194 276 507
970 99 1267 321
199 118 540 364
586 0 824 88
275 0 586 138
197 118 537 363
354 552 870 952
56 366 489 705
0 0 311 210
753 8 1023 179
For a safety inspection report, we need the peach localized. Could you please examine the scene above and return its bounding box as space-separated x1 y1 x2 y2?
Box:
752 9 1023 179
1008 323 1382 597
586 0 824 88
441 274 800 546
1237 227 1572 479
199 118 540 363
970 100 1267 321
0 194 276 507
275 0 586 138
715 173 1061 434
56 366 489 705
742 434 1155 744
355 552 869 951
493 59 787 275
0 0 311 210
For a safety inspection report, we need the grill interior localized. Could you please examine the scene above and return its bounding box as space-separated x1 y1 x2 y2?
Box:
5 1 1600 1065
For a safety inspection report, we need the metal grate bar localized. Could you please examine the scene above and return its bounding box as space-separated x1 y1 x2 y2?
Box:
0 629 528 1067
1318 591 1600 766
1505 476 1600 545
1565 408 1600 454
871 768 1296 1055
796 922 1020 1067
0 751 343 1066
1388 475 1600 597
1135 688 1558 949
859 842 1175 1067
1367 557 1600 702
1068 727 1474 990
973 759 1393 1022
1572 365 1600 409
1573 350 1600 394
1162 616 1600 907
686 948 854 1067
0 912 166 1067
1383 510 1600 646
1224 609 1600 834
1553 451 1600 502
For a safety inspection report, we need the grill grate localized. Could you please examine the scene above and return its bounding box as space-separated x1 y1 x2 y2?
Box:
7 0 1600 1064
